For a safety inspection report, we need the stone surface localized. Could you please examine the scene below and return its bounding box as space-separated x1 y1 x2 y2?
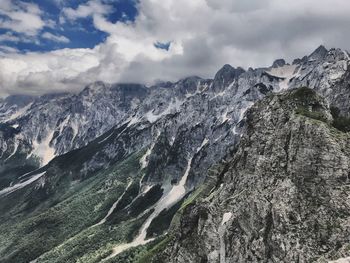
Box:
155 89 350 263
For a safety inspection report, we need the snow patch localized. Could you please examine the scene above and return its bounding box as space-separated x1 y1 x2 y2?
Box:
145 98 183 123
267 65 299 91
184 81 204 98
158 156 193 208
29 131 56 165
232 126 238 135
237 103 252 123
105 156 193 260
232 102 253 135
70 120 79 143
127 115 141 127
197 138 209 153
221 110 230 123
218 211 233 263
329 257 350 263
59 116 70 133
139 141 157 190
170 136 176 145
268 65 297 79
93 181 133 227
141 185 153 195
98 131 114 144
330 71 345 80
0 172 46 197
5 139 19 161
140 147 153 169
210 90 226 100
221 212 232 225
4 102 33 122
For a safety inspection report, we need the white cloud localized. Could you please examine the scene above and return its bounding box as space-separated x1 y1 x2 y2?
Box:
0 48 100 96
42 32 70 43
45 19 57 29
87 0 350 83
0 45 19 55
0 32 41 47
0 32 20 43
0 1 45 36
62 0 113 22
1 0 350 96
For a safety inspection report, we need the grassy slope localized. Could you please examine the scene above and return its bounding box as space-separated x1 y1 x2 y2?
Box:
0 151 148 263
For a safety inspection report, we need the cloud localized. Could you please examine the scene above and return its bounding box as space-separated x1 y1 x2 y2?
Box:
42 32 70 43
0 45 19 55
0 0 58 48
0 0 45 36
89 0 350 82
206 0 270 12
0 32 20 43
0 31 40 46
0 47 100 96
1 0 350 96
62 0 113 22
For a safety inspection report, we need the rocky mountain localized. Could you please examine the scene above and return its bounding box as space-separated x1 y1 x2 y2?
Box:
155 88 350 263
0 46 350 263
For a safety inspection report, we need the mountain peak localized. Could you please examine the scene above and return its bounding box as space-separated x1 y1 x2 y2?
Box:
212 64 245 92
308 45 328 60
272 59 286 68
177 76 202 83
220 64 235 71
174 76 203 95
80 81 108 96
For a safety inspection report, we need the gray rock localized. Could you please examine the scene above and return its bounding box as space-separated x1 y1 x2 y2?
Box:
155 88 350 263
272 59 286 68
308 45 328 61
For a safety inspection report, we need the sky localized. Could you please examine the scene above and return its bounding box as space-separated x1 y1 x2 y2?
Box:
0 0 350 96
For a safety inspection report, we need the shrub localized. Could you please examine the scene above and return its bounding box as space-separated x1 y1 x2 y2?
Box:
295 107 328 123
332 116 350 132
290 87 317 103
330 106 350 133
330 106 340 119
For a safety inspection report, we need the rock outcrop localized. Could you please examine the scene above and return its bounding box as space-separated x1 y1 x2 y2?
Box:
155 88 350 263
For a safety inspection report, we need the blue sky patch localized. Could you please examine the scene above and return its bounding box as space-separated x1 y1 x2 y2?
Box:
154 41 171 51
0 0 139 53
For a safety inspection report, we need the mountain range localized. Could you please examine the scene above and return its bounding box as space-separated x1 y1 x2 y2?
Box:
1 45 350 263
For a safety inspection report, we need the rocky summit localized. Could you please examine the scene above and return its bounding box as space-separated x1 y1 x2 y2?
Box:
1 46 350 263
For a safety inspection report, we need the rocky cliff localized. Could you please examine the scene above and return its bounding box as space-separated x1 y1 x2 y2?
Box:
155 88 350 263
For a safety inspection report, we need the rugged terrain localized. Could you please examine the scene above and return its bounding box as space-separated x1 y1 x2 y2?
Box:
0 46 350 262
155 88 350 263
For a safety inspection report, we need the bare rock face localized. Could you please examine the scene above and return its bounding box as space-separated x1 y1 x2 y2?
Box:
155 88 350 263
272 59 286 68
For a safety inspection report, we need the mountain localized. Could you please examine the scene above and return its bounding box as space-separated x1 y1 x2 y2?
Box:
154 88 350 263
0 46 350 263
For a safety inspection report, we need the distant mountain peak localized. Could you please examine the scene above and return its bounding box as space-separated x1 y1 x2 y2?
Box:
308 45 328 60
212 64 245 92
272 59 286 68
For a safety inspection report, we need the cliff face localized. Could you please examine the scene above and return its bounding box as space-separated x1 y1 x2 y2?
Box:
156 88 350 263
